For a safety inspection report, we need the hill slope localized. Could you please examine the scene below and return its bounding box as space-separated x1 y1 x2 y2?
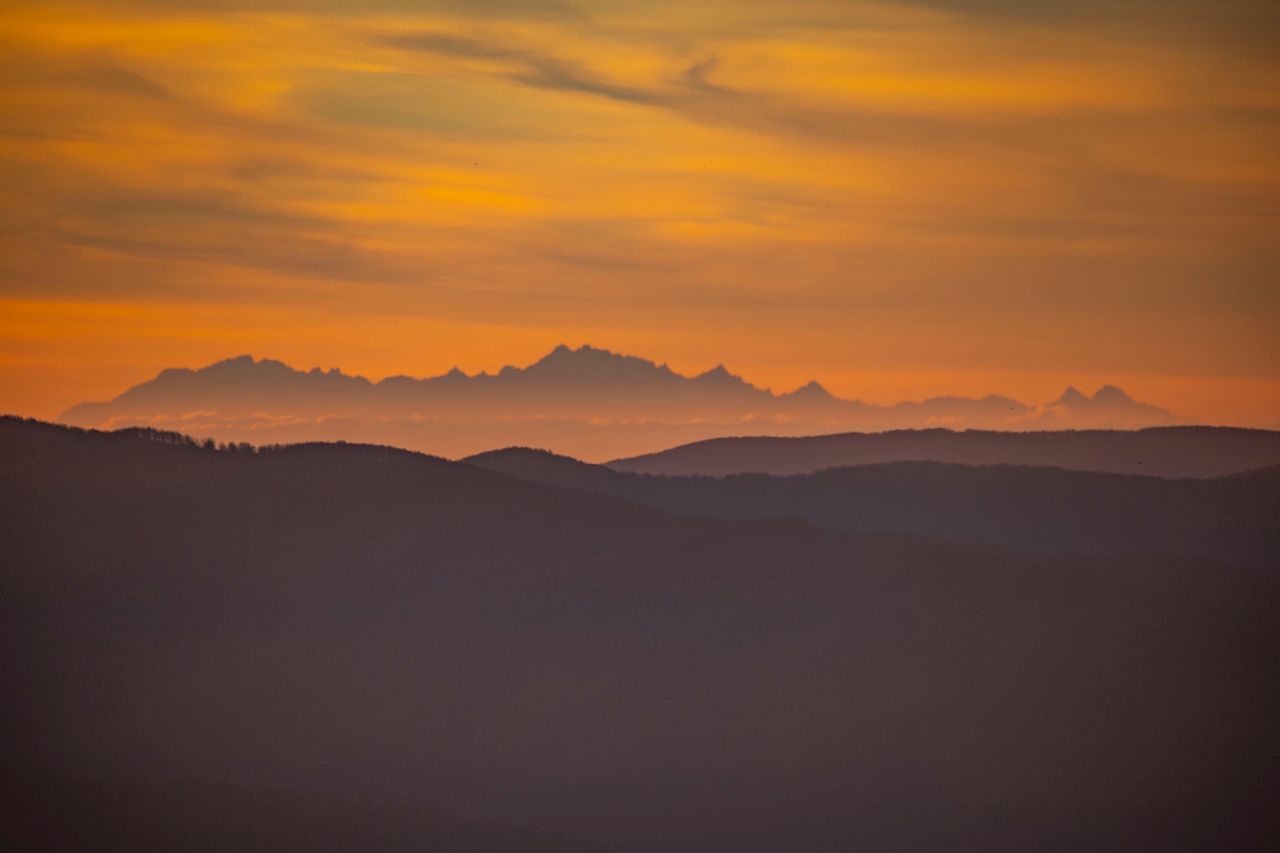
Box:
468 448 1279 567
608 426 1280 477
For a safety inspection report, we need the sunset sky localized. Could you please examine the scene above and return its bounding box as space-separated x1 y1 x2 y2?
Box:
1 0 1278 425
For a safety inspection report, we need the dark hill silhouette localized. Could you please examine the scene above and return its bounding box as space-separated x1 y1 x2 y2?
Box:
57 346 1177 460
467 445 626 492
467 448 1279 567
1 769 613 853
3 417 1277 851
608 425 1280 478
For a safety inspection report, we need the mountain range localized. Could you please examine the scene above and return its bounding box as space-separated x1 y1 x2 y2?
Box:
58 345 1178 460
3 416 1277 851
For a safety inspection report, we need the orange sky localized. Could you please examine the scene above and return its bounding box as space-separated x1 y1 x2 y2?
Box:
1 0 1278 426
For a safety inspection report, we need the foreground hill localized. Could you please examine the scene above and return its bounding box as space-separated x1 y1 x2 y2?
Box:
467 448 1279 568
608 425 1280 477
1 771 611 853
2 418 1277 851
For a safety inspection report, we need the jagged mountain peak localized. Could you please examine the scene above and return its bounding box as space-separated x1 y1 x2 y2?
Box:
199 355 305 377
787 380 833 399
534 343 622 365
1054 384 1144 407
214 354 257 368
695 364 745 384
1055 386 1089 405
1093 385 1134 404
517 345 684 389
530 343 654 369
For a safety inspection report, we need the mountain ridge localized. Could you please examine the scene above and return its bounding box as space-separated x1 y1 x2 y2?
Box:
606 425 1280 478
62 346 1170 416
467 445 1279 567
56 345 1181 460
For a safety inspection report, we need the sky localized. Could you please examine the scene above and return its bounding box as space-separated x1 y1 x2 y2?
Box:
1 0 1278 425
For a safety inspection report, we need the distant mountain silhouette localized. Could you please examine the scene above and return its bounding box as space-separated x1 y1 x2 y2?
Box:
57 346 1178 460
608 426 1280 478
1041 384 1175 427
468 448 1279 567
3 416 1278 851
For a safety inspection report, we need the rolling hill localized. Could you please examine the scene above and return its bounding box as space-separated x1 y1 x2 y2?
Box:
608 425 1280 478
3 417 1277 851
468 447 1279 567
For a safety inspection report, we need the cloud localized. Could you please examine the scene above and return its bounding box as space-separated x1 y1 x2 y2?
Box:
105 0 588 19
48 227 421 284
380 32 524 61
380 32 658 105
0 48 173 100
680 57 725 92
376 28 1169 152
24 185 439 284
895 0 1275 24
512 56 658 104
296 69 566 138
70 187 327 230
